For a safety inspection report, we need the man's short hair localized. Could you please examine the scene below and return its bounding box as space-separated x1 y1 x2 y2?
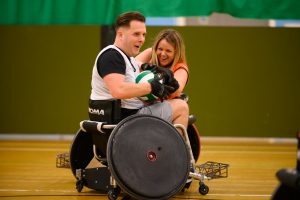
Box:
115 11 145 31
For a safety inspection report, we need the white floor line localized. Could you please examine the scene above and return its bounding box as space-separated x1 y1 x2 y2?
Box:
0 188 81 193
207 193 271 197
0 133 74 141
0 134 296 144
202 136 296 144
0 188 272 197
0 147 68 152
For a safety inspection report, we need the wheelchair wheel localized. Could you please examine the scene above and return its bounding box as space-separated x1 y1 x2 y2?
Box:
107 114 190 200
187 124 201 162
69 129 94 176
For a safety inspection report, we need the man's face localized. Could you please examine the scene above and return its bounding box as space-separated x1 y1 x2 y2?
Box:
120 20 146 57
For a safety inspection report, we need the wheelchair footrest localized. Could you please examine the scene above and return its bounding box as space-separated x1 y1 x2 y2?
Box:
196 161 229 179
75 167 111 192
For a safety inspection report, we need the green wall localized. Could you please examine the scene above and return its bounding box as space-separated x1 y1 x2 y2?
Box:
0 26 299 137
0 26 99 134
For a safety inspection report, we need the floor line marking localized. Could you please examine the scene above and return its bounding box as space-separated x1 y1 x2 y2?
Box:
0 188 272 197
0 147 68 152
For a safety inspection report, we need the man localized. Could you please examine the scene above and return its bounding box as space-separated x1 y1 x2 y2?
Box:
89 11 189 128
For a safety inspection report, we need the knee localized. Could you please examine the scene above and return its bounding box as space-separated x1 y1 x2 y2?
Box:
171 99 189 115
179 100 189 114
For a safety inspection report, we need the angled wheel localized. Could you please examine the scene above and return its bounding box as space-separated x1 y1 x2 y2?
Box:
187 123 201 162
69 129 94 176
107 114 190 199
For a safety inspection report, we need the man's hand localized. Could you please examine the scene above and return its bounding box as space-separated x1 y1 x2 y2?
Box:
141 63 178 90
141 63 157 71
149 77 170 100
141 63 173 84
165 78 179 94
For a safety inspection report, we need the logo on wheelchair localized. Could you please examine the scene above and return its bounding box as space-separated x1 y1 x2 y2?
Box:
88 108 105 116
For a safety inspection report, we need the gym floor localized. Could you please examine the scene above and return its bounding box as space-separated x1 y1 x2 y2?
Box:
0 137 296 200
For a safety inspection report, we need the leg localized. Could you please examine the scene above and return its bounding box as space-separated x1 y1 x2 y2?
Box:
168 99 189 134
137 100 189 134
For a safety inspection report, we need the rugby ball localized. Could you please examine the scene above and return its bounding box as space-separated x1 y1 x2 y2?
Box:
135 70 159 102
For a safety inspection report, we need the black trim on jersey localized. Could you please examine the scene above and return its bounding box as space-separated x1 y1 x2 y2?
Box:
96 49 126 78
115 47 136 72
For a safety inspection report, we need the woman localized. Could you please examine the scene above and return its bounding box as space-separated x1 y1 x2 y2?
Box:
137 29 189 99
136 29 189 129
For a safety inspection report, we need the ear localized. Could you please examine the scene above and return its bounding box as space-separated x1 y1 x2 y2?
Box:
117 29 124 40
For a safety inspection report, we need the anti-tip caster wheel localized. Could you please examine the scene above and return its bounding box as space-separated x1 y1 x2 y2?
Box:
76 180 84 192
108 187 121 200
199 182 209 195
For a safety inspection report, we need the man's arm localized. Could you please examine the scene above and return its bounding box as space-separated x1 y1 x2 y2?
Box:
103 73 151 99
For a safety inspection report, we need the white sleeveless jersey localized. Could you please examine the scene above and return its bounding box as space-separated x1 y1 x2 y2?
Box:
90 45 144 109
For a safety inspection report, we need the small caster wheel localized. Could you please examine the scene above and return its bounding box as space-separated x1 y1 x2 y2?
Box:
199 182 209 195
76 180 84 192
108 187 121 200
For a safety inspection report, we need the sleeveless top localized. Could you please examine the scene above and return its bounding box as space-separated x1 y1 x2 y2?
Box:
90 45 144 109
172 62 189 74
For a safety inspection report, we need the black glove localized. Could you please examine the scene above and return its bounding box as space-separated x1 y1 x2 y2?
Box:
165 78 179 94
141 63 174 85
149 77 170 100
141 63 157 71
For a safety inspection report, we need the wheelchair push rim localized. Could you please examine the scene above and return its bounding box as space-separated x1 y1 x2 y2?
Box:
107 114 190 200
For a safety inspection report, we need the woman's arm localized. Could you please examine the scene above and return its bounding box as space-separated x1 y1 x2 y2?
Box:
168 68 188 99
135 48 152 67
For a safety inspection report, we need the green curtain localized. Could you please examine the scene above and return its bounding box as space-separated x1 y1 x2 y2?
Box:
1 0 300 25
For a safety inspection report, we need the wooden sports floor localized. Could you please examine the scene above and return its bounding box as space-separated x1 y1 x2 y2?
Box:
0 137 296 200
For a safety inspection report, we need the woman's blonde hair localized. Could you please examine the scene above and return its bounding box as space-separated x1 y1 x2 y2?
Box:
150 29 187 69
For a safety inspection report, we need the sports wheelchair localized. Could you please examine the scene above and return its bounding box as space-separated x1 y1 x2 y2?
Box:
67 99 228 200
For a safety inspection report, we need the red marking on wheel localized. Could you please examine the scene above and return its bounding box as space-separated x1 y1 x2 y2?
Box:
147 151 157 162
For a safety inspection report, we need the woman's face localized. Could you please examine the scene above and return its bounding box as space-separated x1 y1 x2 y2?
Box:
156 39 175 67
